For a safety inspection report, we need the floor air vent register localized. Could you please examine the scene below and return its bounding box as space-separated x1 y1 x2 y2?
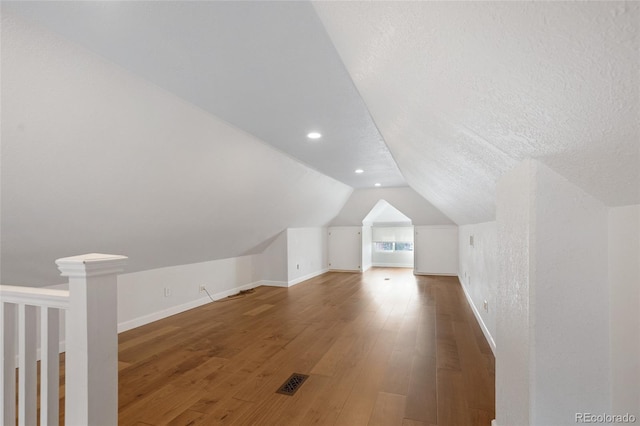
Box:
276 373 309 396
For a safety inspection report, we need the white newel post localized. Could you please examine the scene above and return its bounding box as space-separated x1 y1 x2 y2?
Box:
56 253 127 426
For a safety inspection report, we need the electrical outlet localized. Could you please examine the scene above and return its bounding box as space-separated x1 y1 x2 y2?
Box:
164 287 171 297
199 285 206 293
483 300 489 312
296 264 300 270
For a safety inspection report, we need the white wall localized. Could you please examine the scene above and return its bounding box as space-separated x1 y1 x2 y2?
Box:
372 250 413 268
117 255 261 331
608 204 640 417
286 228 328 286
328 226 362 271
259 231 288 285
361 226 373 271
50 255 261 333
1 12 352 286
50 227 331 331
496 161 532 426
533 162 609 425
414 226 458 275
371 226 414 268
497 160 611 426
258 227 330 287
458 221 497 353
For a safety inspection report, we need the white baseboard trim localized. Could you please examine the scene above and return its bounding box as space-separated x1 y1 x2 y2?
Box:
372 263 414 268
414 271 458 276
287 268 328 287
259 269 330 289
458 276 496 355
491 420 497 426
260 280 289 288
117 280 260 333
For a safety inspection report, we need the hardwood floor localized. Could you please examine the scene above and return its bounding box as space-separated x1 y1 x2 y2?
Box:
72 268 495 425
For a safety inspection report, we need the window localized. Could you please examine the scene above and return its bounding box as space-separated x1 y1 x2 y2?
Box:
374 242 395 252
373 242 413 252
394 242 414 251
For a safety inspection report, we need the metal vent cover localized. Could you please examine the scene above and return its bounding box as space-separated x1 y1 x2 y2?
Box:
276 373 309 396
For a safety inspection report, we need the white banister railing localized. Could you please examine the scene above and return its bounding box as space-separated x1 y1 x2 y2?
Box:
1 253 127 426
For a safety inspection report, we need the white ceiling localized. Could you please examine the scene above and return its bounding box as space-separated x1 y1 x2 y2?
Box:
3 1 405 189
314 1 639 224
2 1 638 285
6 1 637 225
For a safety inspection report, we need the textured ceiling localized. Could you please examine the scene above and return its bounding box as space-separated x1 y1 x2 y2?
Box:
4 1 405 189
314 1 639 224
2 0 638 278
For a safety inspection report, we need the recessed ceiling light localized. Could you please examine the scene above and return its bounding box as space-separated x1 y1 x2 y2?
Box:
307 132 322 140
355 169 364 174
374 183 382 187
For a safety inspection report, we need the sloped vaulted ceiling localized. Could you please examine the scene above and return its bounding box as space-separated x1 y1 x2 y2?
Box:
314 1 640 224
2 1 638 284
3 1 405 189
1 11 352 285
